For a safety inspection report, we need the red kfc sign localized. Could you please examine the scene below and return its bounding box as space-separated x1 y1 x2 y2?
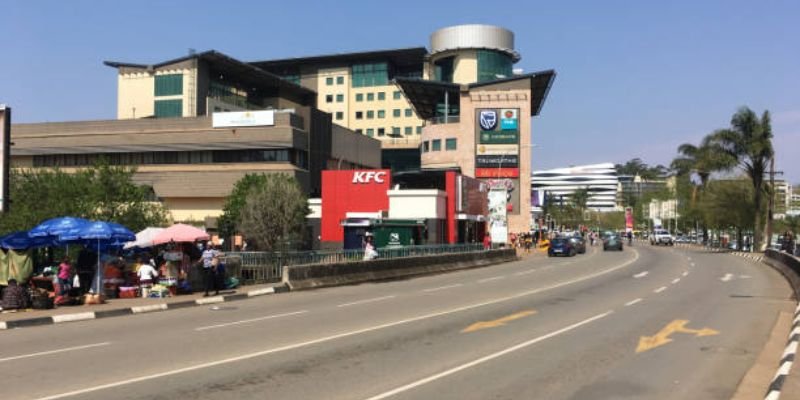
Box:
321 170 391 243
352 171 388 184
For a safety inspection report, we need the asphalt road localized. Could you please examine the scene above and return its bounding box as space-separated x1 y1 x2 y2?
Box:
0 244 793 400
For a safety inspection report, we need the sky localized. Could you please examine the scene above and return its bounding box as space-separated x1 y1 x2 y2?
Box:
1 0 798 183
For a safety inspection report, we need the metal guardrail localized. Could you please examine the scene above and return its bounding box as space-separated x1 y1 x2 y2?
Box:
224 243 485 285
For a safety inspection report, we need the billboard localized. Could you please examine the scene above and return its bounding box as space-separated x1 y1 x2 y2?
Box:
476 144 519 155
212 110 275 128
475 154 519 168
488 189 508 244
625 207 634 233
0 106 9 213
475 168 520 178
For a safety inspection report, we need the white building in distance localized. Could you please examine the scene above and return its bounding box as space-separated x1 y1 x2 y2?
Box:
531 163 619 214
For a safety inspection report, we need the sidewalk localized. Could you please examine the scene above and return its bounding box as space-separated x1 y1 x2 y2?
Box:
0 282 288 330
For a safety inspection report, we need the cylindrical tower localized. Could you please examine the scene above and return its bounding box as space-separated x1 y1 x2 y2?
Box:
426 24 520 85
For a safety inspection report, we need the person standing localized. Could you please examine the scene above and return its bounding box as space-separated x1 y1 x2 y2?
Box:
57 257 73 296
201 244 219 296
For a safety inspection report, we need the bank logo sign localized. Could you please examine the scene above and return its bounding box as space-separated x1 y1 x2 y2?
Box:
479 110 498 131
500 109 518 130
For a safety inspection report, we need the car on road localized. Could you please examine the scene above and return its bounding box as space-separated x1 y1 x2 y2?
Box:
650 229 674 246
568 235 586 254
548 238 577 257
603 233 624 251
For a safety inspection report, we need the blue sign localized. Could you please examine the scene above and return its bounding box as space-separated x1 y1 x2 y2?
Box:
479 110 498 131
500 109 518 130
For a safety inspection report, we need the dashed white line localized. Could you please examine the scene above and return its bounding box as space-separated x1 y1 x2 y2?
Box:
633 271 649 279
654 286 667 293
337 295 397 308
682 271 689 277
422 284 463 293
671 278 681 284
690 262 696 267
0 342 110 363
721 273 734 282
625 298 643 306
478 276 506 283
513 270 537 276
195 310 309 331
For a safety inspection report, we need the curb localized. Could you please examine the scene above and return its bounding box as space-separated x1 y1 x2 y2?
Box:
765 303 800 400
0 284 289 331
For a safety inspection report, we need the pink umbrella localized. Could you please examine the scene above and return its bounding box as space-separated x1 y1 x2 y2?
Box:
151 224 210 245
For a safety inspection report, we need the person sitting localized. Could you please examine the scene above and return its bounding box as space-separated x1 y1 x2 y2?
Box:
1 279 30 311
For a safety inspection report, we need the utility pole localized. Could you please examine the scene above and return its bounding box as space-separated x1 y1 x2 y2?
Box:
765 157 785 250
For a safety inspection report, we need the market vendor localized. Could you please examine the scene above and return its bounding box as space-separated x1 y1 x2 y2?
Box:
1 279 30 311
137 260 159 289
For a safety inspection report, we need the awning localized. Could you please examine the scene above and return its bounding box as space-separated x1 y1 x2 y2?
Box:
393 78 461 120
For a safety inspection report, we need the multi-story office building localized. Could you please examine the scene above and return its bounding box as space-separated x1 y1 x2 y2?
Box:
531 163 620 214
774 180 793 219
617 175 670 208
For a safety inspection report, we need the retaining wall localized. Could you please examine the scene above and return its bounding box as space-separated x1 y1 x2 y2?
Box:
764 249 800 301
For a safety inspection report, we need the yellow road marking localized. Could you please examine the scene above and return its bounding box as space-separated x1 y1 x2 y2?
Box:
636 319 719 353
462 310 537 333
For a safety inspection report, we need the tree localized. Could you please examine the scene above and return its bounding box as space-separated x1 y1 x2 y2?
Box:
708 107 774 250
571 187 590 214
0 162 167 234
701 179 761 249
237 174 309 251
615 158 668 180
217 174 270 241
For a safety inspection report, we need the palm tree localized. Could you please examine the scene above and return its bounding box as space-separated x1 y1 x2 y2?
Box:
708 107 774 250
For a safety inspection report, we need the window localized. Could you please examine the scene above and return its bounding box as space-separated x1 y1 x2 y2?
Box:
393 109 401 118
405 108 413 117
434 56 455 83
336 94 344 102
154 99 182 118
367 93 374 101
356 93 364 102
326 77 334 85
367 110 374 119
416 126 423 134
378 128 385 136
446 138 457 150
377 110 385 118
355 111 363 120
336 76 344 85
325 95 333 103
423 141 430 152
405 127 412 135
392 127 401 136
351 62 388 87
477 50 513 83
366 128 374 137
377 92 385 100
393 91 402 100
155 74 183 97
335 112 343 120
431 139 441 151
355 129 363 134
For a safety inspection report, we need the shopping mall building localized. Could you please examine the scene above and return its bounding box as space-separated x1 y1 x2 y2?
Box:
9 24 555 236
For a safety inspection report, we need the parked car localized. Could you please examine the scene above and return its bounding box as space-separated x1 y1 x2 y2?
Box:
650 229 674 246
568 235 586 254
549 238 576 257
603 233 624 251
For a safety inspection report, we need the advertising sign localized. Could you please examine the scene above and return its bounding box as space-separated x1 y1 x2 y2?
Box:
479 110 498 131
625 207 634 233
475 154 519 168
0 106 9 213
479 130 518 145
212 110 275 128
500 108 518 130
476 144 519 155
488 189 508 244
475 168 520 178
486 178 520 215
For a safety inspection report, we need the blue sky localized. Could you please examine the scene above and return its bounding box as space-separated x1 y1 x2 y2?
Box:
1 0 798 183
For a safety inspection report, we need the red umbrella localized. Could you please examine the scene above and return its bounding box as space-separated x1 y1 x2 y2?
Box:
152 224 210 245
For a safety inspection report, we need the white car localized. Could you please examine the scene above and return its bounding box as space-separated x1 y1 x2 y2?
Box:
650 230 674 246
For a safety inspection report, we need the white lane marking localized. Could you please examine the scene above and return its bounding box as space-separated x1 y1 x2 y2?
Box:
478 276 506 283
654 286 667 293
423 284 463 293
633 271 649 279
687 257 692 261
739 275 751 279
0 342 110 363
513 270 537 276
34 251 641 400
721 273 734 282
337 295 397 308
671 278 681 284
690 262 696 267
682 271 689 277
625 298 643 307
363 311 613 400
194 311 309 331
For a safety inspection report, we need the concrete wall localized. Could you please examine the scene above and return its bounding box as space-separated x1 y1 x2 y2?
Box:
764 249 800 301
284 248 516 290
388 189 446 219
330 124 382 168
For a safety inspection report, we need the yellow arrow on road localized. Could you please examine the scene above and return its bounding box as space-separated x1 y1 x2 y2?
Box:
636 319 719 353
462 310 537 333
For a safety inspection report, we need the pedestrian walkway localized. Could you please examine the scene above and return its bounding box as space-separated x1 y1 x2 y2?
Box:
0 282 287 329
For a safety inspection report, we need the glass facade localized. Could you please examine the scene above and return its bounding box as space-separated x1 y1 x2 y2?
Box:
33 148 307 169
477 50 513 83
154 99 182 118
209 81 250 109
351 62 388 87
434 57 455 83
154 74 183 96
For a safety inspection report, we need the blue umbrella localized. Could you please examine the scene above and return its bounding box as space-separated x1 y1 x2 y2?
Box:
29 217 91 238
0 231 58 250
59 221 136 295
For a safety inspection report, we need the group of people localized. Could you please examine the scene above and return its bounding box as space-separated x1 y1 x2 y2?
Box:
782 231 797 256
